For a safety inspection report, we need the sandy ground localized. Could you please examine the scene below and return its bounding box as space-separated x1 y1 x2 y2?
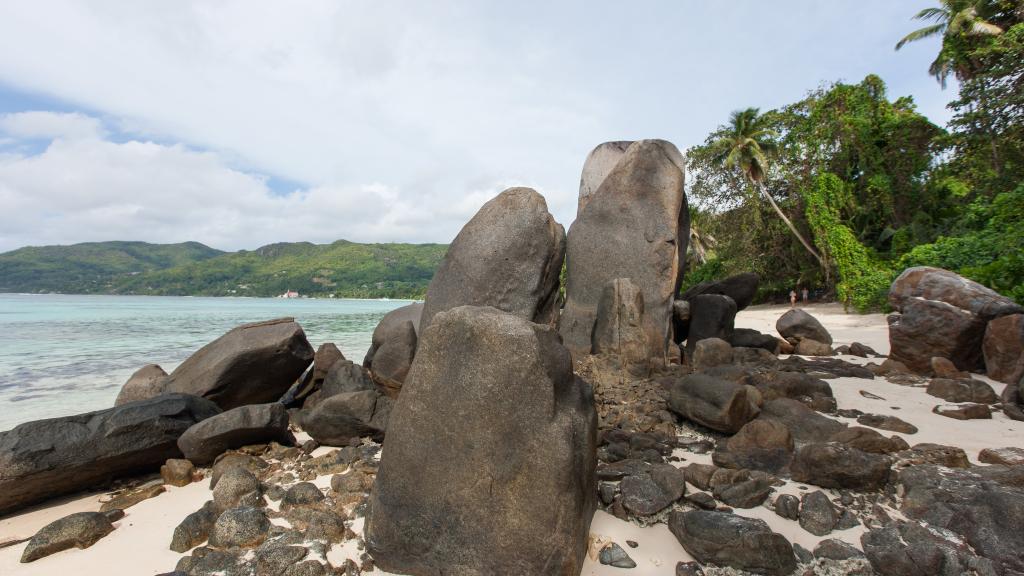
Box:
1 303 1019 575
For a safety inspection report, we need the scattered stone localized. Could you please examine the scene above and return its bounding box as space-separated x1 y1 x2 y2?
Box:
739 370 836 413
829 427 909 454
208 507 271 549
856 413 918 434
675 561 705 576
896 443 970 469
861 523 994 576
795 338 832 357
848 342 877 357
790 443 891 491
253 542 308 576
978 447 1024 466
726 328 780 354
813 538 865 561
0 394 220 515
20 512 115 563
691 337 733 371
281 482 324 511
792 543 814 564
686 491 717 510
161 459 196 487
932 403 991 420
712 419 794 474
562 140 687 366
774 494 800 520
778 355 875 379
620 465 686 516
926 378 998 404
212 467 262 512
799 490 838 536
365 306 596 576
777 308 832 345
757 398 845 445
170 501 218 553
859 390 885 400
114 364 168 406
162 318 314 410
713 476 773 508
209 452 268 489
177 403 294 465
668 510 796 576
930 356 970 379
666 374 761 434
984 313 1024 384
100 481 165 512
599 542 637 568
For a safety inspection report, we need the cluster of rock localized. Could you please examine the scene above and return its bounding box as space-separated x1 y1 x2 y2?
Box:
5 138 1024 576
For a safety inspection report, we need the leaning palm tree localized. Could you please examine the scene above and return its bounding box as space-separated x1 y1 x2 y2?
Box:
710 108 824 268
895 0 1004 87
687 206 717 266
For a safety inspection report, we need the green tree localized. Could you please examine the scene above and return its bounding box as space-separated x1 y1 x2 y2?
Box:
895 0 1005 87
709 108 825 269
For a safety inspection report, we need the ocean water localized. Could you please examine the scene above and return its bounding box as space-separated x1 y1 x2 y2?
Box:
0 294 409 432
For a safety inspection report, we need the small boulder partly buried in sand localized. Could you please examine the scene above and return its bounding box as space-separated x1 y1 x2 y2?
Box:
419 188 565 331
162 317 315 410
365 306 596 575
776 308 833 346
666 374 762 434
668 509 796 576
21 512 115 563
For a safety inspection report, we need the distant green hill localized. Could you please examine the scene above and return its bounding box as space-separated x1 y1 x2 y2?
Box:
0 240 448 298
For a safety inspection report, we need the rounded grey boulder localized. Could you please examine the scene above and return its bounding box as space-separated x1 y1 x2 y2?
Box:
114 364 168 406
21 512 115 563
177 403 294 465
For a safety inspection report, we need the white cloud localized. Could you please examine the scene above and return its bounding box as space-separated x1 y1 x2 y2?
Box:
0 111 104 141
0 129 499 251
0 1 953 250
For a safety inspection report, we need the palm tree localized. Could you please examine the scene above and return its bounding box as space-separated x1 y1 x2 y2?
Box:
895 0 1004 87
687 206 716 266
710 108 825 268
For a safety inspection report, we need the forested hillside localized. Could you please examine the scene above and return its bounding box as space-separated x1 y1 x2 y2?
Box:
0 240 447 298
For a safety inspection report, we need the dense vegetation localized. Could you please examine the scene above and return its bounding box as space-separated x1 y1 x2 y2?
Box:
0 240 448 299
684 0 1024 310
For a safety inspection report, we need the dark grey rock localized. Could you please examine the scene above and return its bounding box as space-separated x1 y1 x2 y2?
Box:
690 337 733 371
365 306 596 576
799 490 837 536
177 403 293 465
889 266 1022 320
170 501 218 553
774 494 799 520
0 394 220 515
212 467 262 512
777 308 832 345
713 477 773 508
888 299 987 374
20 512 115 563
926 378 998 404
790 443 892 491
620 464 685 516
162 318 314 410
209 452 268 489
682 272 760 311
861 523 996 576
561 140 687 366
592 278 651 374
675 561 705 576
421 188 564 331
281 482 324 510
254 542 308 576
298 389 392 446
757 398 845 445
161 458 196 487
668 509 796 576
814 538 865 561
932 403 991 420
726 327 780 353
712 419 793 474
685 294 737 355
666 374 761 434
984 313 1024 384
599 542 637 568
364 303 422 390
829 427 909 454
856 413 918 434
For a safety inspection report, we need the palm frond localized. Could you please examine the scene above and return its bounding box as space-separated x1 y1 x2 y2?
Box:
896 23 946 49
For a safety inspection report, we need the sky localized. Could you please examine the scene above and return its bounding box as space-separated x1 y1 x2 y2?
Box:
0 1 955 252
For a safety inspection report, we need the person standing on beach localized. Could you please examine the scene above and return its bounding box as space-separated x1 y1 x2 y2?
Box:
802 287 809 303
790 289 797 308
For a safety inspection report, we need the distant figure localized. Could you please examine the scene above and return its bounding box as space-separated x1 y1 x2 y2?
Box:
789 289 797 308
802 287 809 303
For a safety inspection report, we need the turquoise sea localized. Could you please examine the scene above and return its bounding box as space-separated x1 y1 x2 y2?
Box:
0 294 408 432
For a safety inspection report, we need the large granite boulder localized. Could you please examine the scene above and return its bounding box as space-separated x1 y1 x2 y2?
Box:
177 403 294 465
757 398 845 445
363 302 422 390
284 343 344 406
983 314 1024 384
790 442 892 490
114 364 168 406
20 511 116 562
776 308 832 345
420 188 564 331
298 389 392 446
577 140 631 215
888 298 988 373
899 465 1024 575
682 272 760 311
365 306 596 575
889 266 1023 320
560 140 688 365
591 278 650 374
667 374 762 434
0 394 221 515
888 267 1022 374
162 318 314 410
668 510 796 576
712 419 794 474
